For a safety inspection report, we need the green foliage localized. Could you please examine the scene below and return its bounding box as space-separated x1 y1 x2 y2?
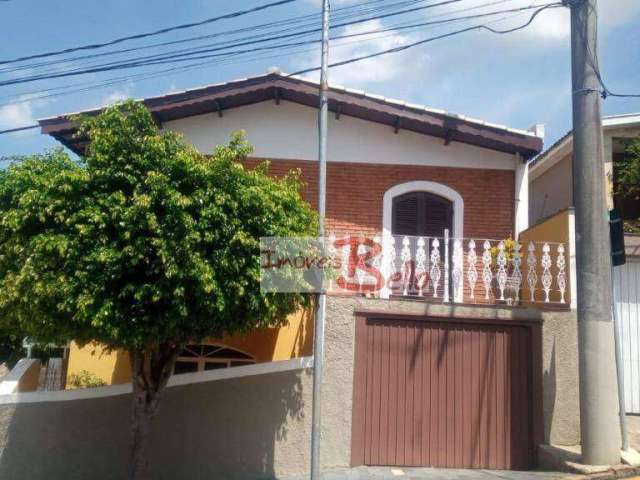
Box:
616 138 640 199
68 369 107 388
615 139 640 233
0 101 317 352
0 329 24 369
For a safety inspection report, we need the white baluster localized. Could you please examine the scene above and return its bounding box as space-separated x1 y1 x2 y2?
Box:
430 238 441 298
541 243 552 303
415 237 427 297
452 239 464 303
371 234 383 297
467 239 478 299
496 241 507 301
482 240 493 300
383 236 397 298
557 243 567 304
339 235 350 294
443 230 450 303
327 233 337 293
511 241 523 302
355 236 368 294
527 242 538 302
401 236 412 296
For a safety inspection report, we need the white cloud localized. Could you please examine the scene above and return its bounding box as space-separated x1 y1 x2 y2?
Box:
101 88 130 105
99 81 135 107
294 19 429 88
0 98 36 130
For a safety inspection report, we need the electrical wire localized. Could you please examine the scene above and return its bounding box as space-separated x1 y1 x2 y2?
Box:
0 3 561 136
0 0 466 86
569 0 640 99
0 0 297 66
0 1 545 105
0 0 443 76
291 3 563 75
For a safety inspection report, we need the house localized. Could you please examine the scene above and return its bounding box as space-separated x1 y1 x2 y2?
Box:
529 112 640 413
36 70 580 472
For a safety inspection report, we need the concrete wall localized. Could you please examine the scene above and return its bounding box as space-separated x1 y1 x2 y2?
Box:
0 299 579 478
0 359 313 480
0 359 42 395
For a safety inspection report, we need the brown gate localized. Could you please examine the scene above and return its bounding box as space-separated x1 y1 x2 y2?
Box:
351 313 542 470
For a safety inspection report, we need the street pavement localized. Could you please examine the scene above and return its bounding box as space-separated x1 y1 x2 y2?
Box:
282 467 580 480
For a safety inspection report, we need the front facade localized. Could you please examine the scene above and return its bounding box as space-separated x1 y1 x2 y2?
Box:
38 71 581 471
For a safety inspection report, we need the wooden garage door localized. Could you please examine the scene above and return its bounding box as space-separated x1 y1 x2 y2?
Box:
351 315 539 470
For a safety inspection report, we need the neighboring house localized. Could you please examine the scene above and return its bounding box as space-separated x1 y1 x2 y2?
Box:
37 70 579 471
529 112 640 412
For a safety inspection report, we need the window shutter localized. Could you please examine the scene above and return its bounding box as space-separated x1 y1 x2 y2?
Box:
422 193 453 237
392 194 419 235
392 191 453 237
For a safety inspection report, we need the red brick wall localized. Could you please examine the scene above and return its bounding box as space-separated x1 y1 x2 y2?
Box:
243 158 515 240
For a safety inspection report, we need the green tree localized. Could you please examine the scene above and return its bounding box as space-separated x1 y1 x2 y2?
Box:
615 138 640 232
0 102 316 479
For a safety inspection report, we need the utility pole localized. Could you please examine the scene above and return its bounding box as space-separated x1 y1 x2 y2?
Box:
311 0 330 478
569 0 621 465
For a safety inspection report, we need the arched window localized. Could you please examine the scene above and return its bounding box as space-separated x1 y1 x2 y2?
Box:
173 344 256 375
382 181 464 239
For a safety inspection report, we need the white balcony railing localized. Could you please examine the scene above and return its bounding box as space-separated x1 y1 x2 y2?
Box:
326 231 568 306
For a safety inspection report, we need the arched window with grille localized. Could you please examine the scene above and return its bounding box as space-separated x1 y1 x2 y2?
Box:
173 344 256 375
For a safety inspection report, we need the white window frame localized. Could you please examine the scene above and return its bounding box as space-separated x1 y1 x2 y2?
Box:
382 180 464 239
174 344 256 374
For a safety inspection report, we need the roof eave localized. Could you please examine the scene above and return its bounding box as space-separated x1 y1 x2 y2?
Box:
39 73 543 158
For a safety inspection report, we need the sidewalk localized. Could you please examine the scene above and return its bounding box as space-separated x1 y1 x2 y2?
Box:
283 467 580 480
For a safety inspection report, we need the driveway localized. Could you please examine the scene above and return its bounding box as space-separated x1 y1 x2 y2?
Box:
283 466 579 480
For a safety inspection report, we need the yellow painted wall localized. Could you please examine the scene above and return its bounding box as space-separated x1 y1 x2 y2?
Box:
66 342 132 387
65 307 314 388
519 208 572 305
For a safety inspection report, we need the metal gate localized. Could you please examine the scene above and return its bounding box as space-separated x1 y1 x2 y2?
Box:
351 314 541 470
614 260 640 414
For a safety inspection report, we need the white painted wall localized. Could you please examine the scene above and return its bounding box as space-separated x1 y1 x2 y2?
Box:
529 153 573 225
163 100 518 171
514 154 529 236
614 260 640 413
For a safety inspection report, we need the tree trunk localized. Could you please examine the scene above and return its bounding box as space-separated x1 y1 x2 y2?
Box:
128 343 182 480
129 381 156 480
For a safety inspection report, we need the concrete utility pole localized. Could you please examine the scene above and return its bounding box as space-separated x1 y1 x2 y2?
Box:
569 0 621 465
310 0 330 478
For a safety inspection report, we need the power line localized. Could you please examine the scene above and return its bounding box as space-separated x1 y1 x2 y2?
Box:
0 2 545 105
0 125 39 135
0 3 560 137
0 0 466 87
291 3 562 75
2 0 522 84
0 0 428 74
52 3 547 74
0 0 297 66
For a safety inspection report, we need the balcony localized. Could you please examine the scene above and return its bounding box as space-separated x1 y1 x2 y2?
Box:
326 231 570 308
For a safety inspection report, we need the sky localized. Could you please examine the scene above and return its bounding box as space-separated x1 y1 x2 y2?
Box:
0 0 639 159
